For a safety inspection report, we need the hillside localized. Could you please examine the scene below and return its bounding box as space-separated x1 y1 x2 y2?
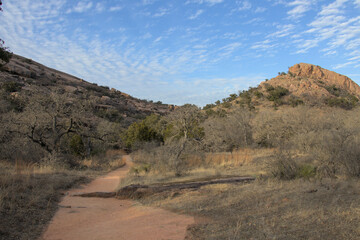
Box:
206 63 360 111
1 54 173 120
0 54 173 164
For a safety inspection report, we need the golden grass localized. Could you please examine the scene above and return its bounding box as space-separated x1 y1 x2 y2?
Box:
122 148 359 239
138 178 360 239
0 151 126 240
80 149 126 170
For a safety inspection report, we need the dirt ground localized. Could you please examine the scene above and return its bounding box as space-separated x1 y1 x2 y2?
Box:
41 156 194 240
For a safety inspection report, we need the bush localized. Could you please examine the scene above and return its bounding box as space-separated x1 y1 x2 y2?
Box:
1 81 21 92
266 86 289 102
254 91 263 98
271 151 317 180
0 39 12 66
325 85 341 97
271 151 299 180
298 164 317 179
69 134 85 157
123 115 163 149
289 97 304 107
326 97 356 110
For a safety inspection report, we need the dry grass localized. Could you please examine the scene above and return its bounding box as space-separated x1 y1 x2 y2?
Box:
0 161 87 240
120 148 272 189
81 149 127 170
122 148 360 239
0 151 126 240
137 178 360 240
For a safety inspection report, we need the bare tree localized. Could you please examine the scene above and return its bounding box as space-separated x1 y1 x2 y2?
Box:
163 104 204 175
203 108 253 152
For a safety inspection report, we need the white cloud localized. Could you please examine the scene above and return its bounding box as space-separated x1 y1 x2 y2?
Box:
293 0 360 60
333 61 356 69
236 1 252 11
255 7 267 13
186 0 224 6
95 3 105 12
154 36 162 42
189 9 204 19
153 8 171 17
109 5 123 12
267 24 295 38
251 39 277 50
295 39 319 53
319 0 348 15
355 0 360 7
67 1 93 14
218 42 242 57
286 0 314 20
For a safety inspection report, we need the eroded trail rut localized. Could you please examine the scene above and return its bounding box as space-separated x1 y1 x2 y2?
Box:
41 156 194 240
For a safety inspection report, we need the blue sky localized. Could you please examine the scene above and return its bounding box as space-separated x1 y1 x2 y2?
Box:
0 0 359 106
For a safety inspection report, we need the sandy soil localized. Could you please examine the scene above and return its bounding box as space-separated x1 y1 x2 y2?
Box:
41 156 194 240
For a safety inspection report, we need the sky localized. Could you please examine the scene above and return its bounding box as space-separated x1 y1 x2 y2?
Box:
0 0 360 106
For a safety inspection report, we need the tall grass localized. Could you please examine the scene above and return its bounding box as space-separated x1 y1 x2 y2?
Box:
0 150 126 240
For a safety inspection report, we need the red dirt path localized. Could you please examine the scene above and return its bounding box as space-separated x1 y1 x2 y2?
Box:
41 156 194 240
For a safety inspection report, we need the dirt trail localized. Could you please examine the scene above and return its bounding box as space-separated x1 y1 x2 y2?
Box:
41 156 194 240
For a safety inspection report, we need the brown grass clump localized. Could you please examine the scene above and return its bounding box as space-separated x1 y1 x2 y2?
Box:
122 146 359 239
0 150 126 240
0 161 90 240
139 179 360 240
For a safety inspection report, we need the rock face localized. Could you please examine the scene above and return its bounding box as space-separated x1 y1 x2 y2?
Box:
259 63 360 102
289 63 360 97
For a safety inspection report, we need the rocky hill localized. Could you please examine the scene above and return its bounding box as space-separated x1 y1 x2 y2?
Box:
205 63 360 111
258 63 360 100
0 54 173 124
0 54 173 163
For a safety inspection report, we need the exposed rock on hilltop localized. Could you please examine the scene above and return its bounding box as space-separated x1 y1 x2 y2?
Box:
254 63 360 108
289 63 360 96
205 63 360 111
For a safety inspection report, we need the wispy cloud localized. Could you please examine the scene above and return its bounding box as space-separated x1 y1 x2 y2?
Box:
267 24 295 38
319 0 347 15
236 1 252 11
67 1 93 14
186 0 224 6
109 5 123 12
95 3 105 12
356 0 360 7
286 0 314 20
293 0 360 61
251 39 277 50
153 7 171 17
254 7 266 13
189 9 204 19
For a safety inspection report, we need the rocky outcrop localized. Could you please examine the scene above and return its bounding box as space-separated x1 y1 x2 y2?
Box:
289 63 360 96
258 63 360 103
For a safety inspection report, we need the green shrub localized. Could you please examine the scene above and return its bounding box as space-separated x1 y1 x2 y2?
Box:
69 134 85 157
254 91 263 98
297 164 317 179
222 102 231 108
266 86 289 103
326 97 356 110
289 97 304 107
203 103 215 110
271 154 299 180
325 85 341 97
123 115 164 149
